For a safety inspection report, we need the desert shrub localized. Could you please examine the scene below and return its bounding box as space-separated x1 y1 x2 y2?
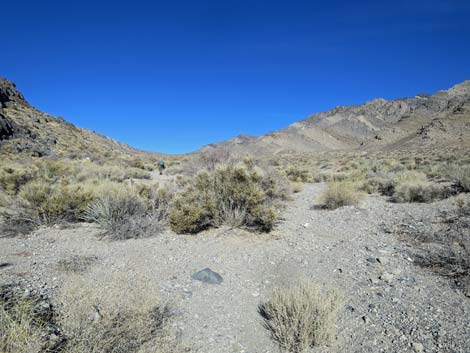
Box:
448 164 470 192
360 174 396 196
83 187 169 240
170 162 287 233
318 182 360 210
0 285 60 353
0 164 37 195
19 181 94 224
258 281 342 353
59 275 177 353
0 295 43 353
291 182 304 193
393 172 446 203
285 165 311 183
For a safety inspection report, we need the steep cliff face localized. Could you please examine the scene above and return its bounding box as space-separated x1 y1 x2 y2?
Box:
198 80 470 155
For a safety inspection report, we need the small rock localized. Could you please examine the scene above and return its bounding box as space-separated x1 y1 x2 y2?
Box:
366 257 378 264
412 342 424 352
380 273 394 283
303 223 310 228
182 290 193 298
191 268 224 285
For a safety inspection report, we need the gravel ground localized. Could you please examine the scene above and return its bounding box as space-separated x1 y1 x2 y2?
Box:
1 183 469 353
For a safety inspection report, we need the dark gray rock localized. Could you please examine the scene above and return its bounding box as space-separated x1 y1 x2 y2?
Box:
0 78 28 106
191 268 223 285
0 113 18 141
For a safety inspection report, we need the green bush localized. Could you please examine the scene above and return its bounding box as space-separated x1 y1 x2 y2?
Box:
170 162 288 233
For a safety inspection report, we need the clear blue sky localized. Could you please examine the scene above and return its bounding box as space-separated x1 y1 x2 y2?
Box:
2 0 470 154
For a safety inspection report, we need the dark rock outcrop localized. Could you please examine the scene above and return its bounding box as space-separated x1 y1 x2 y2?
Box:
0 112 19 141
0 77 28 107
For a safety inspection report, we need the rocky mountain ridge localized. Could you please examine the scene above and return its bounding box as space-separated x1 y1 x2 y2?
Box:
198 80 470 155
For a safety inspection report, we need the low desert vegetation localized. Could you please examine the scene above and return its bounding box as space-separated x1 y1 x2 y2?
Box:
83 188 171 240
448 164 470 192
170 159 289 233
59 275 182 353
0 289 49 353
0 156 174 238
318 181 361 210
393 195 470 295
392 171 447 203
0 276 189 353
258 281 342 353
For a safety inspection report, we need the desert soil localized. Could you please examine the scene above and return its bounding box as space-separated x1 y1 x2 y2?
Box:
1 183 469 353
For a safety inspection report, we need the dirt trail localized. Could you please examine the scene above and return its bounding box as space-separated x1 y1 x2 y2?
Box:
1 184 469 352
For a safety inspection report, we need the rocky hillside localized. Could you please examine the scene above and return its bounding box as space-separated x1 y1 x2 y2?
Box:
0 78 145 160
198 80 470 155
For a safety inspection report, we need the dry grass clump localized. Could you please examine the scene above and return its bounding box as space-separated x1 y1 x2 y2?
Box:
59 274 182 353
1 276 188 353
258 281 342 353
0 296 44 353
448 164 470 192
170 160 289 234
0 163 37 195
83 186 171 240
393 171 446 203
318 182 360 210
0 285 60 353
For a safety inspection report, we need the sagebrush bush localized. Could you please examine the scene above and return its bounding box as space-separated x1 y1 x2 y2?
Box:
258 282 342 353
393 171 446 203
19 181 94 224
318 182 360 210
170 162 288 233
449 164 470 192
285 165 311 182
